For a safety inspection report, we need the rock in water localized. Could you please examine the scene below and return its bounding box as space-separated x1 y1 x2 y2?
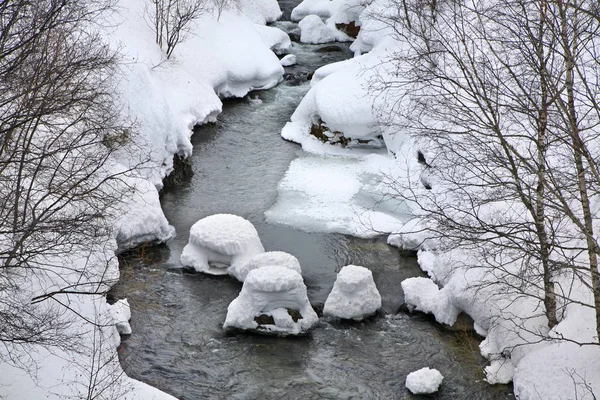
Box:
180 214 264 275
405 367 444 394
280 54 297 67
223 266 318 335
324 265 381 320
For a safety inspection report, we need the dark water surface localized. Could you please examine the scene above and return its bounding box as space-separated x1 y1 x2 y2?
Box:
111 10 513 400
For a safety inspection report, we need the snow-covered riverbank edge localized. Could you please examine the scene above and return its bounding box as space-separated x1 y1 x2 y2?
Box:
268 0 600 398
0 0 291 398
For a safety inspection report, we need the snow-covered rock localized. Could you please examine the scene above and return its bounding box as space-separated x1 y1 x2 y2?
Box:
109 298 132 335
323 265 381 320
405 367 443 395
228 251 302 282
180 214 264 275
280 54 297 66
223 266 318 335
298 15 349 44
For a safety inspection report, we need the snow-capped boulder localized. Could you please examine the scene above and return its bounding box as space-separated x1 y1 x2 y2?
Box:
405 367 443 395
180 214 264 275
280 54 297 66
223 266 318 335
109 299 132 335
323 265 381 320
228 251 302 282
298 15 349 44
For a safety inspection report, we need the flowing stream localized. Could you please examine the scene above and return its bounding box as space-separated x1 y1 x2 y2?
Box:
110 10 514 400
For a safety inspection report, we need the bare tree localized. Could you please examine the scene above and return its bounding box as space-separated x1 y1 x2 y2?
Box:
147 0 208 59
0 0 140 394
370 0 600 345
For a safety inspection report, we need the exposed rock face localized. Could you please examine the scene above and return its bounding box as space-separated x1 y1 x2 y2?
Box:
309 119 384 148
162 154 193 190
335 21 360 38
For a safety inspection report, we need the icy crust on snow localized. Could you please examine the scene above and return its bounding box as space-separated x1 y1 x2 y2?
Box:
223 266 318 335
405 368 443 395
298 15 351 44
180 214 265 275
323 265 381 320
228 251 302 282
110 298 132 335
265 153 412 237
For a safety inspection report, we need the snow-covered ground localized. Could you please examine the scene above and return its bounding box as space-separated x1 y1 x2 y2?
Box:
0 0 290 398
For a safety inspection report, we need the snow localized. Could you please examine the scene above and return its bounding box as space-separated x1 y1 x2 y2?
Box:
265 154 412 237
291 0 337 21
223 266 318 335
298 15 350 44
110 298 132 335
180 214 265 275
280 54 297 66
0 0 289 396
228 251 302 282
405 368 444 395
324 265 381 320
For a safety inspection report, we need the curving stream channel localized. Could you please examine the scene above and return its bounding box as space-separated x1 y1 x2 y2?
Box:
109 9 514 400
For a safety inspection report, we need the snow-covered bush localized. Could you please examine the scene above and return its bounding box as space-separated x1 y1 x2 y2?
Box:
323 265 381 320
223 266 318 335
180 214 264 274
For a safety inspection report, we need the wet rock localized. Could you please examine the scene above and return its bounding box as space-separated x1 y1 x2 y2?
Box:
315 45 344 53
255 314 275 325
335 21 361 38
162 154 193 190
288 32 301 42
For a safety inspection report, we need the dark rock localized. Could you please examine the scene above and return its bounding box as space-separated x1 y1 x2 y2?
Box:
288 32 301 42
315 45 343 53
254 314 275 325
287 308 303 322
335 21 361 38
162 154 193 190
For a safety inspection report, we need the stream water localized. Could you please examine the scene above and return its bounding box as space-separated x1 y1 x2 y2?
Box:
110 10 514 400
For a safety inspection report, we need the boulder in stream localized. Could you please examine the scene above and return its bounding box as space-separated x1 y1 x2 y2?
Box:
405 367 444 394
323 265 382 320
180 214 264 275
223 265 318 335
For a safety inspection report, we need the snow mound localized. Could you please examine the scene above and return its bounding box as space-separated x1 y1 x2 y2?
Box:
298 15 350 44
280 54 297 67
109 299 132 335
405 367 443 394
291 0 337 21
323 265 381 320
180 214 264 275
223 266 318 335
228 251 302 282
401 277 460 326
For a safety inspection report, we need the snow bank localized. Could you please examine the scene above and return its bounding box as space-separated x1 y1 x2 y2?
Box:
405 367 443 395
228 251 302 282
223 266 318 335
112 0 286 187
180 214 264 275
324 265 381 320
110 298 133 335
